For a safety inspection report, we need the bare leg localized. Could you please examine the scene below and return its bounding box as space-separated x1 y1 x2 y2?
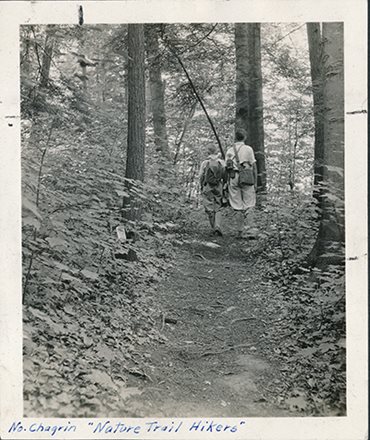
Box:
235 210 245 235
207 211 215 229
245 207 258 237
214 211 222 235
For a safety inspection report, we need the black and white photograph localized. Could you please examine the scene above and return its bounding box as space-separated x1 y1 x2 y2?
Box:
0 1 367 439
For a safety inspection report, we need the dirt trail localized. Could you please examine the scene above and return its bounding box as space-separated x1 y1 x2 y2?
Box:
120 231 298 417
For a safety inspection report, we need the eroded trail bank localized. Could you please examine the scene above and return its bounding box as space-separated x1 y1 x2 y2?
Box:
119 236 300 417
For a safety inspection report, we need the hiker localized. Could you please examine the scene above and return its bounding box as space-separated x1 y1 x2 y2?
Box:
225 129 258 239
199 145 226 236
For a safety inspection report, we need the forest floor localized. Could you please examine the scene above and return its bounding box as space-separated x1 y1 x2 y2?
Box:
119 227 297 417
24 206 345 418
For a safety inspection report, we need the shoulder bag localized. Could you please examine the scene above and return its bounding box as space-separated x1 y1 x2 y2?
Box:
232 144 255 187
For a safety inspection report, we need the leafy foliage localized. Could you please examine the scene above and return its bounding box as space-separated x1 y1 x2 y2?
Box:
250 192 345 414
21 22 344 416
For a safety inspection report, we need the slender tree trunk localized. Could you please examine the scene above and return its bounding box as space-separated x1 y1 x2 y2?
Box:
33 25 55 110
308 22 344 268
124 24 146 220
173 103 196 165
145 24 170 158
288 113 299 192
235 24 249 134
235 23 266 193
39 25 54 89
307 23 325 197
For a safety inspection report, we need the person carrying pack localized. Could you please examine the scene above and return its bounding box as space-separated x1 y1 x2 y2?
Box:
203 157 224 187
199 145 226 236
225 129 258 239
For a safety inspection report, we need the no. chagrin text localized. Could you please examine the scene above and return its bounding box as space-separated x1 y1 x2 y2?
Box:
8 419 246 436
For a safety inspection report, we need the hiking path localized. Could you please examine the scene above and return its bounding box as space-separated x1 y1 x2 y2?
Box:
118 222 299 417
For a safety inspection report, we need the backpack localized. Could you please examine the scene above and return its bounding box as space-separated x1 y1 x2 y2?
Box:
225 157 234 171
203 158 224 187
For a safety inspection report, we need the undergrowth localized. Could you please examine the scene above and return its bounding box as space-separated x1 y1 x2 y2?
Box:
251 194 345 415
22 118 189 416
22 119 345 416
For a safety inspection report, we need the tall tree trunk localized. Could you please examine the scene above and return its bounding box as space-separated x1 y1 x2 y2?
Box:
145 24 170 158
33 25 55 111
308 22 344 268
235 23 266 193
39 25 54 89
307 23 325 198
124 24 146 220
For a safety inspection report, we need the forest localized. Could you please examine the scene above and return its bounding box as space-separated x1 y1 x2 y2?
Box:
21 22 345 417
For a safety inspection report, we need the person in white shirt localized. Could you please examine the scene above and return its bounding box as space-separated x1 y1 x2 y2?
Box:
225 129 258 238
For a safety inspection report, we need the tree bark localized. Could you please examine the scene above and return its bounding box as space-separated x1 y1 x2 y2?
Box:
124 24 146 220
307 23 325 196
145 24 170 158
126 24 146 181
235 23 266 192
39 25 54 89
308 22 344 268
